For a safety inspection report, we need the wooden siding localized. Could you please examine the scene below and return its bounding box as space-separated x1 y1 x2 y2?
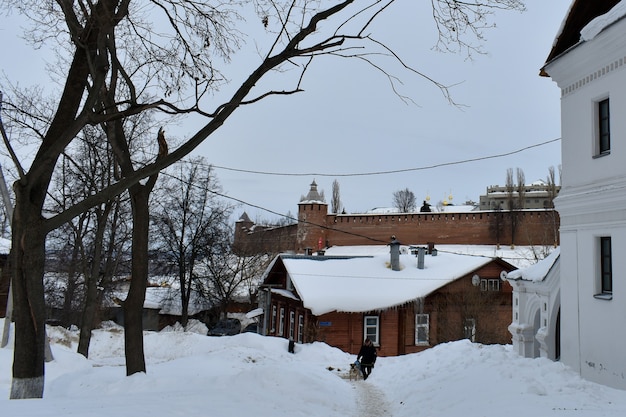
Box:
262 257 514 357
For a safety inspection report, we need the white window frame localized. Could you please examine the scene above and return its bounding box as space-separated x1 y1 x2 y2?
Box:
297 314 304 343
289 311 295 339
464 318 476 342
278 307 285 336
595 97 611 156
415 314 429 346
363 315 380 346
271 305 277 333
595 236 613 300
481 279 500 291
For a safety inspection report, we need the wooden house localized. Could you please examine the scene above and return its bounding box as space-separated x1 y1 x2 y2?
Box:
259 243 516 356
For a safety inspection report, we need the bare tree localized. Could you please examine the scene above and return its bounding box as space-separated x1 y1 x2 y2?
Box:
489 204 504 249
546 165 558 208
393 188 417 213
46 127 131 357
152 159 232 327
546 165 559 246
331 179 342 214
195 229 240 320
0 0 525 399
516 168 525 209
505 168 516 211
504 168 519 248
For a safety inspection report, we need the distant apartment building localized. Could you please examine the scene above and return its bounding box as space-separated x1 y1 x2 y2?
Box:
479 180 560 211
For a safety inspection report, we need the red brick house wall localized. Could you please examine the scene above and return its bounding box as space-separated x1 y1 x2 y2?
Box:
262 256 515 357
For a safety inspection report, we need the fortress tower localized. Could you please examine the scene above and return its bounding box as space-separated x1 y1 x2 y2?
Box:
297 180 328 253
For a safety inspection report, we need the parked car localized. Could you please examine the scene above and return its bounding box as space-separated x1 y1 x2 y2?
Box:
243 323 258 334
208 318 241 336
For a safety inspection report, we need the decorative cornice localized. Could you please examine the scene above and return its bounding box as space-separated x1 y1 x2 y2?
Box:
561 55 626 97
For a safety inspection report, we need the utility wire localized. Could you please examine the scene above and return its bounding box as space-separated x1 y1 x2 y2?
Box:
210 138 561 177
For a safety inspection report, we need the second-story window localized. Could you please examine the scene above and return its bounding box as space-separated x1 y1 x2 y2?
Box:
598 98 610 155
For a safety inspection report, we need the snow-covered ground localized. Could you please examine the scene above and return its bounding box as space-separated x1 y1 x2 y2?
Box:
2 318 626 416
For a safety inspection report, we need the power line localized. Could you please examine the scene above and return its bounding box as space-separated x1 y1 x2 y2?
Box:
210 138 561 177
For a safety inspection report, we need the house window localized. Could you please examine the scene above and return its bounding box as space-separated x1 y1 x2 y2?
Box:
289 311 295 339
271 305 277 333
480 279 500 291
464 318 476 342
597 98 610 155
364 315 380 346
279 307 285 336
415 314 429 345
297 314 304 343
599 236 612 296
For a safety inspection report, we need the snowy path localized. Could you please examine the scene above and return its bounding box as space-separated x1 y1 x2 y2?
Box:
351 379 393 417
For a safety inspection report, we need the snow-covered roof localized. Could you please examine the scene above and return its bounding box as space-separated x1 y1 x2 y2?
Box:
279 250 502 315
506 247 560 283
434 205 477 213
543 0 622 70
580 1 626 41
364 205 477 215
324 244 551 270
111 285 213 316
299 180 326 204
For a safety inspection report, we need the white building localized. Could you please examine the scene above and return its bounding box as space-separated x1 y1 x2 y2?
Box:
542 0 626 389
507 249 560 361
478 180 560 211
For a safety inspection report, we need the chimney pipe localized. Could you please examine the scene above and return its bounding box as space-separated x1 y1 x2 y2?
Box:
389 236 401 271
417 247 426 269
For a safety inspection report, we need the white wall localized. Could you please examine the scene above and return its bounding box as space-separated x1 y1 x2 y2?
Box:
546 16 626 390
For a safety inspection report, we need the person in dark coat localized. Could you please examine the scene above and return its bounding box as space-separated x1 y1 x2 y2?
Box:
357 339 377 380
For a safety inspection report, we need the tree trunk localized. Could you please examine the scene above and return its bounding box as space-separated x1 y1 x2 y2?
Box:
78 206 111 358
123 184 151 375
62 224 83 327
10 186 47 399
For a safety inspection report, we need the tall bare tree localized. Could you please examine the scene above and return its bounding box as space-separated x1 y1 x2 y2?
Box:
331 179 342 214
0 0 525 399
393 188 417 213
546 165 558 208
153 159 231 327
504 168 520 247
516 168 525 210
505 168 515 211
546 165 560 247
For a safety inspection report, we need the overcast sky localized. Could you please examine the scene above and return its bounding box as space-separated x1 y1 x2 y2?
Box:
0 1 572 224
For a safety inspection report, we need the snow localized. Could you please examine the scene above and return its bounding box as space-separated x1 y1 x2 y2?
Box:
274 244 555 316
507 247 560 282
324 244 552 269
364 205 478 214
3 318 626 416
282 252 494 315
581 1 626 41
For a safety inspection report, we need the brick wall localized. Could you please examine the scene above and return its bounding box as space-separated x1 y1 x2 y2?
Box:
325 210 559 247
235 208 560 253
